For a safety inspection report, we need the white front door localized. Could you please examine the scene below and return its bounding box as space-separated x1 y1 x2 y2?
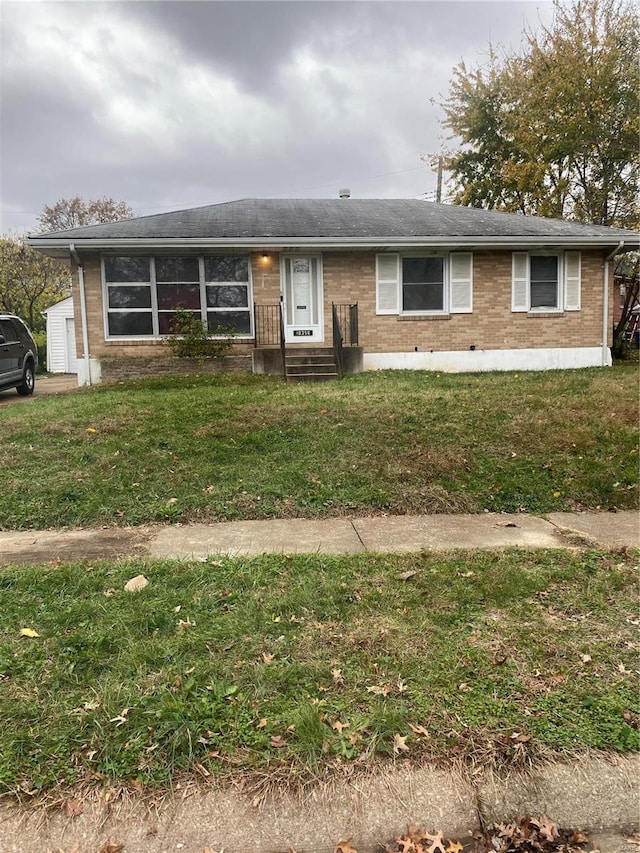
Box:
282 255 323 343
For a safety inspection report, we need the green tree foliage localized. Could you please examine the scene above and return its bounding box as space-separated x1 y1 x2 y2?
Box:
441 0 639 229
37 196 133 232
0 237 70 333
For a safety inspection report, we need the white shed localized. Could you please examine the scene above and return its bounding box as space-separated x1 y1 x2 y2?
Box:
43 296 77 373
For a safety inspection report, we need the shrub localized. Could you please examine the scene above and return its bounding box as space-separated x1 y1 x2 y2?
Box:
163 309 234 360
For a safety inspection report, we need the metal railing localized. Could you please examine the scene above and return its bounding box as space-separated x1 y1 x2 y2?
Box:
254 303 281 347
254 302 286 378
332 303 359 346
332 303 344 378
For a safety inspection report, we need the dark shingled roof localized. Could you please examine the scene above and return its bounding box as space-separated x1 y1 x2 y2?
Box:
29 198 638 242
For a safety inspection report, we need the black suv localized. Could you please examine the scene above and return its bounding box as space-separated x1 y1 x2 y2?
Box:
0 314 38 396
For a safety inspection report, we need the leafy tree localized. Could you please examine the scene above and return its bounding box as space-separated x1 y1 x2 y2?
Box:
441 0 639 229
0 236 70 333
37 196 133 232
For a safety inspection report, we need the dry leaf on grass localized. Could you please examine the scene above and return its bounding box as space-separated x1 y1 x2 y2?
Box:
123 575 148 593
393 733 409 754
335 839 358 853
19 628 39 638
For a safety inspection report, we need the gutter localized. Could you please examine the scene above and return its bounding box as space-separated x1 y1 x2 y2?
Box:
603 241 624 366
26 235 639 253
69 243 92 386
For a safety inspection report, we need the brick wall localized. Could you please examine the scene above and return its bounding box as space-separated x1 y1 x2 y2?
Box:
70 247 611 371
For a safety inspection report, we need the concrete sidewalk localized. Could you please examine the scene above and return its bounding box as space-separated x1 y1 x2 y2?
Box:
0 510 638 565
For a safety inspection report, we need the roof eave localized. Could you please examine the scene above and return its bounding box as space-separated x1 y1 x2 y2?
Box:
27 235 636 255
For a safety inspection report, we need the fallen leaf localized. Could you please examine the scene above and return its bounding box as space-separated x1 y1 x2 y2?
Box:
332 668 344 684
366 684 391 696
446 843 464 853
64 797 84 818
124 575 148 593
422 830 448 853
167 497 179 505
270 735 286 748
256 718 268 729
19 628 39 638
618 662 631 674
398 570 417 581
331 719 349 734
409 724 429 737
393 733 409 754
109 708 130 727
177 618 195 631
86 427 98 434
99 840 125 853
335 839 358 853
581 654 592 664
262 652 274 664
509 731 532 743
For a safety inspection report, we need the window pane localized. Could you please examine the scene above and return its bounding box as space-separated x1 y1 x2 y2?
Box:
530 256 558 308
530 281 558 308
157 284 201 310
158 311 202 335
402 257 443 284
108 285 151 309
108 312 153 336
206 284 248 308
204 256 249 282
403 283 444 311
155 256 200 283
530 256 558 282
105 257 150 282
208 311 251 335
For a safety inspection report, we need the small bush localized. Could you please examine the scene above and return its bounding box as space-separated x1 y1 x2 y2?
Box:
164 309 234 360
32 330 47 373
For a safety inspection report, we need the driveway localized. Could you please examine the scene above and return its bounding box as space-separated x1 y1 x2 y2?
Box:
0 373 78 406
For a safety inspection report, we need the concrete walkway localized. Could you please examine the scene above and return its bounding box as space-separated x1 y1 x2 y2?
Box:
0 510 638 565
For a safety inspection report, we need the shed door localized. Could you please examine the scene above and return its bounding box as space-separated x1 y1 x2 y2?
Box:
65 317 78 373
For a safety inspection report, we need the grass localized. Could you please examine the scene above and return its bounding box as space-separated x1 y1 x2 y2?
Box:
0 549 637 795
0 366 638 529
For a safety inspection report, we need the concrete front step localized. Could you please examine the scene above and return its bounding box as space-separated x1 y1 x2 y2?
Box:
285 355 336 366
286 363 337 375
285 347 338 382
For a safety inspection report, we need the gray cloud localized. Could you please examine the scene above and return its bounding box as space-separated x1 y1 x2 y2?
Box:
0 1 553 234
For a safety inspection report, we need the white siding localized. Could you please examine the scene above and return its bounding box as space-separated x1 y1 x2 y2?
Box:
44 297 76 373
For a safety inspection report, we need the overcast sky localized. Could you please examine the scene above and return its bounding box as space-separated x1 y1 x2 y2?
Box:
1 0 554 235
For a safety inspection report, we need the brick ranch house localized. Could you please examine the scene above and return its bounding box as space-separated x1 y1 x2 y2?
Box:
27 197 637 385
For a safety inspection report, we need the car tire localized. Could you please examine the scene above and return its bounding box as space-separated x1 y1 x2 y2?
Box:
16 361 35 396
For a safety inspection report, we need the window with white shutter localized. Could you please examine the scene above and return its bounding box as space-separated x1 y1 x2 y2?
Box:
512 251 580 312
376 254 400 314
512 253 529 312
450 253 473 313
564 251 581 311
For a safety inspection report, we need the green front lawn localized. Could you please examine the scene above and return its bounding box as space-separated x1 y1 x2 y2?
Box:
0 550 637 794
0 367 638 529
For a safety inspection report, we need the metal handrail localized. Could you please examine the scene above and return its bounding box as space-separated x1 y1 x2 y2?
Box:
279 298 286 379
332 303 344 379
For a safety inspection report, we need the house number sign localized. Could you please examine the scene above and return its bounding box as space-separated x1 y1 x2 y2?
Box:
293 330 313 336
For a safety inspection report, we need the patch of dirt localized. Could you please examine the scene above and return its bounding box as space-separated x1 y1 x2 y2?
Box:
0 527 153 566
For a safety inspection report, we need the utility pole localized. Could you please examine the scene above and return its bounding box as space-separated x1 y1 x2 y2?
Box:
436 155 443 203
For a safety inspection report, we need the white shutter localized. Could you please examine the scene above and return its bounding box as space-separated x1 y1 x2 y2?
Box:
449 252 473 313
512 252 529 312
564 251 581 311
376 253 399 314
